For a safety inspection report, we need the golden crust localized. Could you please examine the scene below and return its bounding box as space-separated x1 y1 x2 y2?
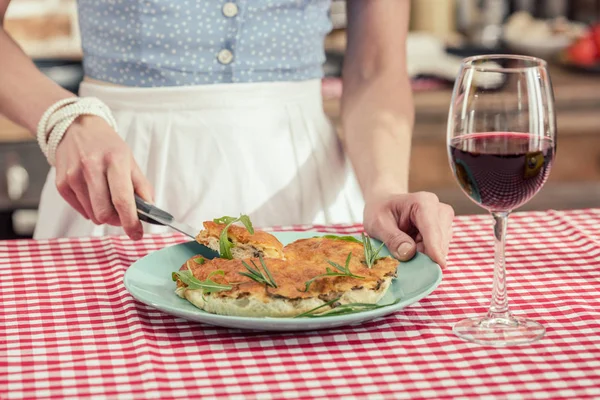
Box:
178 237 398 304
283 238 398 296
195 221 284 259
284 237 365 264
180 257 315 302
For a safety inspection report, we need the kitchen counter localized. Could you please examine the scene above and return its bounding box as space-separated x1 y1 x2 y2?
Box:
325 65 600 138
0 117 31 142
324 66 600 214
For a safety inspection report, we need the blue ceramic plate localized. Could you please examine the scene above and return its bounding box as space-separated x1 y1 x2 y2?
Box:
123 231 442 331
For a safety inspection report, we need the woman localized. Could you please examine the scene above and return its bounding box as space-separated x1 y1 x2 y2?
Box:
0 0 454 266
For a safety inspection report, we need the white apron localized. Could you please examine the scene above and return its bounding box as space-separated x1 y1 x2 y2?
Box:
34 79 365 239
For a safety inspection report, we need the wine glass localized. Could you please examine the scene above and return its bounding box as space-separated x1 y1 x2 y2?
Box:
447 55 556 346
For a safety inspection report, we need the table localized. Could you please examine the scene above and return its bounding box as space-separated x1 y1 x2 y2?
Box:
2 209 600 399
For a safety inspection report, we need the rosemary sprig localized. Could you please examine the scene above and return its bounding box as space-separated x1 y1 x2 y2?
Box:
317 234 362 244
293 297 341 318
238 255 277 288
362 232 385 269
294 298 402 318
172 265 232 294
303 252 364 292
213 215 254 259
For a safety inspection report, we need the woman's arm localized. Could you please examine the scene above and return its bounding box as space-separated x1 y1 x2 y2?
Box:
341 0 413 200
0 0 152 239
342 0 454 266
0 0 75 132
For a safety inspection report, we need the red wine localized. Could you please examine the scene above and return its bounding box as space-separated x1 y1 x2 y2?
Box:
449 132 555 211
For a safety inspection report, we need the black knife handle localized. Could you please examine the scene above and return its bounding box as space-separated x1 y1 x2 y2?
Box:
135 194 173 226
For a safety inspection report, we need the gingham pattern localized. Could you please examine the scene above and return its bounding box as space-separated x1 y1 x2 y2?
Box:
2 209 600 399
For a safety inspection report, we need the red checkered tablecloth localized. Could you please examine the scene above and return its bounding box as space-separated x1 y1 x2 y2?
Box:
1 209 600 399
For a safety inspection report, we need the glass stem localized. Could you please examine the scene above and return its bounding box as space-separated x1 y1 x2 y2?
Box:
488 212 511 319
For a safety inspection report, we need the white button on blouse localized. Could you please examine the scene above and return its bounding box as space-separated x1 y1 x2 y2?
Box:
222 2 239 18
217 49 234 65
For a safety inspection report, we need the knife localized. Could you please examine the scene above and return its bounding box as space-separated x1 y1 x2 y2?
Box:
134 195 198 239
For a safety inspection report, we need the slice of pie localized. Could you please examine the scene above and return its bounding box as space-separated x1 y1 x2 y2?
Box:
196 221 285 259
175 235 398 318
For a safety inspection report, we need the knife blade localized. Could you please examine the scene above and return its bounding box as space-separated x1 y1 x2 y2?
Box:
134 195 198 239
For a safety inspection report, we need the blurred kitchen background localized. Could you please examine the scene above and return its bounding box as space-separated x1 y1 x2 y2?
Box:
2 0 600 239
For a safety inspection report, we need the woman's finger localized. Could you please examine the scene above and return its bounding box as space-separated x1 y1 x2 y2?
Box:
55 155 91 220
410 192 446 267
65 167 98 224
55 173 89 219
438 204 455 260
81 155 120 225
131 160 154 203
107 157 143 240
368 208 417 261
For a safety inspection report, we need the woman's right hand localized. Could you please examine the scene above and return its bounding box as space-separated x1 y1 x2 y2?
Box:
54 115 154 240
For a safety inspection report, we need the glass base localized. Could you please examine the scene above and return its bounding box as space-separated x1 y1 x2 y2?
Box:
453 314 545 346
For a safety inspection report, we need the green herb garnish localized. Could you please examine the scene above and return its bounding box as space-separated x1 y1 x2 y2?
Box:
317 235 362 244
172 265 232 294
206 270 224 280
239 255 277 288
193 257 206 264
303 252 364 292
317 233 385 268
293 297 341 318
214 215 254 259
201 270 227 301
362 233 385 269
294 297 402 318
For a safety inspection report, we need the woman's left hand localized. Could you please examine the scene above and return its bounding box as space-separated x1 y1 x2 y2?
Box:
363 192 455 268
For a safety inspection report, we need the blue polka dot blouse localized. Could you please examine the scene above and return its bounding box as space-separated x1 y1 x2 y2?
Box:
77 0 333 87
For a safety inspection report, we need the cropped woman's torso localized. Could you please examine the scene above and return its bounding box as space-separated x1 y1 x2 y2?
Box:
77 0 332 87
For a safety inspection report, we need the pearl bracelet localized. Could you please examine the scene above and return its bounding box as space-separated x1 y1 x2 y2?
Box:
36 97 78 157
36 97 118 166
